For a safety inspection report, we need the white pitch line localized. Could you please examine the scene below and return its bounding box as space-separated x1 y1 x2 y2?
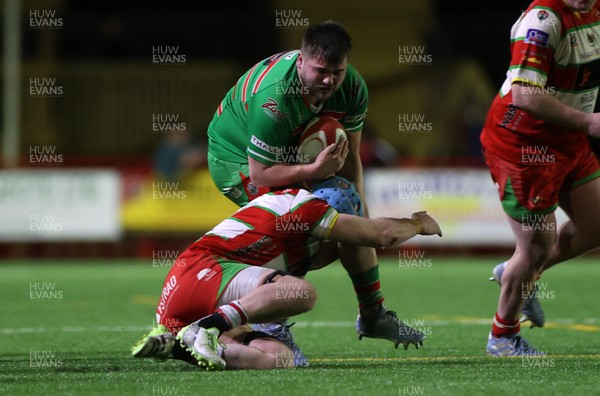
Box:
1 317 599 335
311 354 600 363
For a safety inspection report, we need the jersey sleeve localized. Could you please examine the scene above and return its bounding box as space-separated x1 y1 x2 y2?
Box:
309 205 339 239
246 91 294 166
341 66 369 133
507 7 561 88
287 190 340 239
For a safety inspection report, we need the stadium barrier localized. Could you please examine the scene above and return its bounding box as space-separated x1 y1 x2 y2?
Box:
121 170 238 233
0 169 121 242
364 167 568 246
1 166 576 258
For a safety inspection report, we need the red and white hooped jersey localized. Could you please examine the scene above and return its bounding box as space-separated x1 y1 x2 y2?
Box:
481 0 600 158
188 189 339 273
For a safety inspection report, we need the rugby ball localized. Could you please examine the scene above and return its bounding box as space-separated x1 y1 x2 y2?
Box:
297 116 347 163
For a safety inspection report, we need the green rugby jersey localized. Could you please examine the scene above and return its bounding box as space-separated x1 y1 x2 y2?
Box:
207 50 368 165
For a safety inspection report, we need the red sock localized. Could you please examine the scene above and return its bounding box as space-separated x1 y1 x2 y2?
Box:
491 312 520 338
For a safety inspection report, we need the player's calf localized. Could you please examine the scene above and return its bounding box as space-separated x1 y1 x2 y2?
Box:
490 261 545 328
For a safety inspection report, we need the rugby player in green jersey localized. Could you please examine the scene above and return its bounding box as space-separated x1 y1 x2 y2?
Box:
206 21 427 366
208 21 366 207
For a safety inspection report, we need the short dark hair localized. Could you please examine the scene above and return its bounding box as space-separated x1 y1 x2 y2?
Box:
301 21 352 65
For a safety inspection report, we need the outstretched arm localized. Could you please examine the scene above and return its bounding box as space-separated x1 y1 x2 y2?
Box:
328 211 442 248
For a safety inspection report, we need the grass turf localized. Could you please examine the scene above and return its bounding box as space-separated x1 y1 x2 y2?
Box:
0 257 599 395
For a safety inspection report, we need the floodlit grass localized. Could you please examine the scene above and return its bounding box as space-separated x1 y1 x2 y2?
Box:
1 257 599 395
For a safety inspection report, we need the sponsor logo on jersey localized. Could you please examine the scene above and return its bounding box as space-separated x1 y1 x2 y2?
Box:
344 112 366 124
578 67 592 88
224 187 243 199
501 103 519 129
196 269 217 281
587 32 597 47
570 33 579 48
575 59 600 91
580 92 596 112
225 235 273 259
251 135 279 154
261 98 288 121
246 181 259 196
263 52 285 66
525 29 549 47
537 10 549 21
530 195 542 206
157 275 177 316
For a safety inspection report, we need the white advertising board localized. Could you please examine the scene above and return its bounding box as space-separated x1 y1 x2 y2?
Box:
364 168 568 246
0 169 121 241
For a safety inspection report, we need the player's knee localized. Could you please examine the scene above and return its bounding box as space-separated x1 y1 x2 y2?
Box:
531 245 552 264
520 244 552 268
517 231 554 265
301 280 317 311
276 276 317 313
289 278 317 312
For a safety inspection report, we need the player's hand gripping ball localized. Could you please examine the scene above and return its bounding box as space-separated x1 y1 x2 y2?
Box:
297 116 347 163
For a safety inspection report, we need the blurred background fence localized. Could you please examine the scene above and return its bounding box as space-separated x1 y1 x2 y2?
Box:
1 0 549 259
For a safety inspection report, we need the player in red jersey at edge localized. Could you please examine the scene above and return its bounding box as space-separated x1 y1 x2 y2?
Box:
481 0 600 356
131 187 442 370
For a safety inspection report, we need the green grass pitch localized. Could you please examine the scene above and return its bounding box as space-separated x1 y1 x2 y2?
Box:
1 257 599 395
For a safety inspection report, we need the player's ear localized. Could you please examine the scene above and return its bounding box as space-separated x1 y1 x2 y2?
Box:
296 53 304 68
